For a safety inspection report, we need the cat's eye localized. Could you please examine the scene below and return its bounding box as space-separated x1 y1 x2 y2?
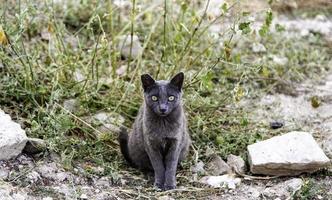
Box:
168 96 175 101
151 96 158 101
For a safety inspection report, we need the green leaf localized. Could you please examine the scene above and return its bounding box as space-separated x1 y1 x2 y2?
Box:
311 96 321 108
181 2 188 12
201 71 214 90
221 3 228 13
216 136 224 145
259 10 273 37
261 66 270 78
275 23 285 32
239 22 251 34
242 11 251 16
233 85 244 102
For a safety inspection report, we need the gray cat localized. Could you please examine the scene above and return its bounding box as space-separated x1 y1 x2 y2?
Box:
119 72 191 190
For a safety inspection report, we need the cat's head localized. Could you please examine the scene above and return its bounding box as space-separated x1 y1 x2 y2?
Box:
141 72 184 117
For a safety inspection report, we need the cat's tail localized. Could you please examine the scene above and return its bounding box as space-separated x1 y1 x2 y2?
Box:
118 127 134 166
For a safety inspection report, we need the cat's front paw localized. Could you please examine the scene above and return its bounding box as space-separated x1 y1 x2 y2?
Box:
164 185 176 191
154 182 164 191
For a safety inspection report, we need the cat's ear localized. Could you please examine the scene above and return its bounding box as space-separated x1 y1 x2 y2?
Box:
170 72 184 91
141 74 155 91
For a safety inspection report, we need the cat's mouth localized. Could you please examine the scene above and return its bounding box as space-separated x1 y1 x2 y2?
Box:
159 113 168 117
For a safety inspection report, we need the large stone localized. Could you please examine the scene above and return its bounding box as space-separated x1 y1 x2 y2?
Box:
227 154 247 174
117 35 143 59
93 112 125 135
0 109 28 160
206 154 231 175
248 131 331 175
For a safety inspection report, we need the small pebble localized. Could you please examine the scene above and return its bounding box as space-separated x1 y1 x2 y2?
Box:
270 121 284 129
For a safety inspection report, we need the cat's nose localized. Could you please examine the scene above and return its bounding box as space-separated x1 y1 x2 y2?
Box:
159 105 167 113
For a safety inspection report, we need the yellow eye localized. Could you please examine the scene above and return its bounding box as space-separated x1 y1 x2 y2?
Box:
168 96 175 101
151 96 158 101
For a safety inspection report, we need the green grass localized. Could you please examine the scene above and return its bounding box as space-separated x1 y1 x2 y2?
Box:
0 0 331 188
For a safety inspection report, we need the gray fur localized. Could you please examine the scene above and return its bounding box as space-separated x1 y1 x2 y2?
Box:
119 72 191 190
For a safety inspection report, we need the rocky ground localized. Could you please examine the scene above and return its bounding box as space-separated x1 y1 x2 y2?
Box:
1 1 332 200
1 47 331 200
1 71 332 199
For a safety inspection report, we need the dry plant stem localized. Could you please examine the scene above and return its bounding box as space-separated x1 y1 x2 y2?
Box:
158 0 168 79
157 187 222 195
127 0 136 74
91 32 102 88
185 57 221 88
4 31 33 83
234 169 280 180
113 3 161 39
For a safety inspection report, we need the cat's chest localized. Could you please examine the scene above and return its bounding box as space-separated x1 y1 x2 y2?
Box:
149 125 180 139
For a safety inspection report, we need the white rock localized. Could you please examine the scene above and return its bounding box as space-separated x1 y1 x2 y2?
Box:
95 192 115 200
300 29 310 37
36 162 58 179
0 168 9 179
117 35 143 59
262 178 303 198
247 187 260 198
95 177 112 188
41 28 51 41
26 171 41 183
252 43 266 53
272 55 288 66
191 161 205 174
0 109 28 160
158 196 175 200
199 174 241 189
275 18 332 36
227 154 247 174
11 193 27 200
53 184 76 199
56 171 70 182
116 65 127 76
74 69 85 82
42 197 53 200
315 14 327 22
63 99 78 112
248 131 331 175
80 193 88 199
93 112 125 133
113 0 131 8
64 35 79 50
0 183 29 200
